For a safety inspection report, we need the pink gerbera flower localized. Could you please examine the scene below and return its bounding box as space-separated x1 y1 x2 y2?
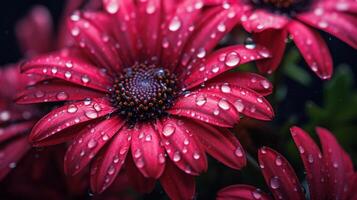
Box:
207 0 357 79
217 126 357 200
19 0 274 198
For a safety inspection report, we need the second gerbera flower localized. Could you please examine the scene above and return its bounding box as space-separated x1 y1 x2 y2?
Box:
18 0 274 199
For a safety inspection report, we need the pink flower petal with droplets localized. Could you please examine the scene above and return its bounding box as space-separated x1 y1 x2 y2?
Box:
68 11 123 71
168 92 239 127
64 116 125 175
198 84 274 121
288 21 333 79
290 126 326 200
16 79 104 104
90 125 131 193
207 72 273 96
178 5 240 70
184 120 246 170
131 122 165 178
160 160 196 200
0 136 30 181
104 0 139 64
183 45 271 89
217 184 270 200
254 29 288 74
316 127 354 200
137 0 163 59
242 10 289 33
297 11 357 49
158 117 207 175
258 147 305 200
0 121 34 143
21 51 112 92
161 0 203 69
29 98 115 145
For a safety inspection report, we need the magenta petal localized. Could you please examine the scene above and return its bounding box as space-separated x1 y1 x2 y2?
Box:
297 12 357 49
217 184 270 200
242 10 289 32
207 72 273 96
137 0 162 59
255 29 287 74
179 6 240 70
290 126 326 200
258 147 305 200
21 51 112 92
131 122 165 178
161 0 203 69
198 84 274 121
316 127 354 200
64 116 125 175
158 117 207 175
288 21 333 79
320 1 357 14
160 161 196 200
125 155 156 193
0 121 34 143
90 125 131 193
104 0 139 65
16 79 104 104
29 98 115 145
15 6 53 56
68 11 123 71
183 44 271 89
184 120 246 170
168 92 239 127
0 136 30 181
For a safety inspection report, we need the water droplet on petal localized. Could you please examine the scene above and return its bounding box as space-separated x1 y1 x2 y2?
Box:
169 16 181 32
235 147 244 157
270 176 280 189
221 84 231 93
275 156 282 166
193 152 201 160
163 123 175 137
173 151 181 162
218 98 230 110
85 110 98 119
195 95 207 106
87 139 97 149
56 92 68 100
224 52 240 67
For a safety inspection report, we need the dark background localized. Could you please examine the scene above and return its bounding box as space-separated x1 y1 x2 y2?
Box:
1 0 357 199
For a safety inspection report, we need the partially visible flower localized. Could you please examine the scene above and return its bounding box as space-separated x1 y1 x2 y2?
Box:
19 0 274 199
217 126 357 200
206 0 357 79
0 0 100 181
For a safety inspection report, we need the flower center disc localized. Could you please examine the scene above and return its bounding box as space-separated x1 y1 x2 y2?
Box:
261 0 295 8
111 64 177 123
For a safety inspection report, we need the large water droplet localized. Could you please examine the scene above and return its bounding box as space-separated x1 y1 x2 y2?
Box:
224 52 240 67
270 176 280 189
163 123 175 137
218 98 230 110
87 139 97 149
169 16 181 32
85 110 98 119
195 95 207 106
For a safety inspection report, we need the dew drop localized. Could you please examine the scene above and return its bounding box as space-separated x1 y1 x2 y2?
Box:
87 139 97 149
270 176 280 189
195 95 207 106
169 16 181 32
163 123 175 137
56 92 68 100
85 110 98 119
173 151 181 162
218 98 230 110
235 147 244 157
275 156 282 166
220 84 231 93
224 52 240 67
193 152 201 160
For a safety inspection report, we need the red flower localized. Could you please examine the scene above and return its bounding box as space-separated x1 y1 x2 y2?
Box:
19 0 274 199
217 126 357 200
0 0 100 181
207 0 357 79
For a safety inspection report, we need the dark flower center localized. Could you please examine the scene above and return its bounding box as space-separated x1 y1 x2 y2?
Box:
110 63 177 124
260 0 295 8
250 0 311 15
